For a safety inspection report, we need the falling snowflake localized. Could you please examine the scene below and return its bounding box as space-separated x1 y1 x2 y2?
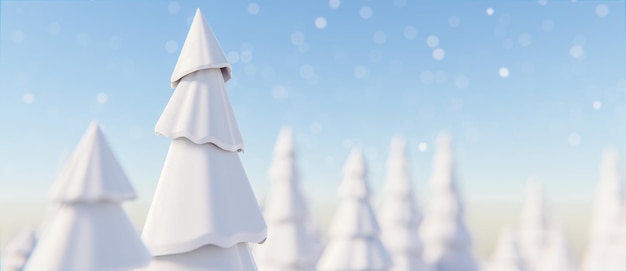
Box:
426 35 439 48
247 3 260 15
595 4 609 17
541 19 555 32
329 0 340 9
168 2 180 14
455 75 469 89
96 92 108 104
499 67 510 78
299 64 316 79
271 85 288 101
570 45 584 59
22 93 34 104
449 16 460 28
240 50 253 63
518 33 532 47
359 6 373 20
486 8 494 16
403 26 417 40
418 142 428 152
592 101 602 110
315 17 327 29
432 48 445 61
291 31 304 46
373 31 387 44
353 65 369 79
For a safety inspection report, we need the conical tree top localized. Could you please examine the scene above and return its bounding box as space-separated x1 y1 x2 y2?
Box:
384 135 413 197
520 179 549 226
488 227 525 271
598 147 622 195
171 8 231 88
156 8 244 151
1 228 37 271
273 126 296 156
49 122 136 203
268 127 298 184
339 148 370 199
431 133 458 193
4 228 36 256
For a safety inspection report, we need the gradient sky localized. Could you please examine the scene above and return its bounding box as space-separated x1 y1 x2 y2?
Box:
1 0 625 259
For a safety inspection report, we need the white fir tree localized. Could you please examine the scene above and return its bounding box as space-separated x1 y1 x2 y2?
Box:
1 228 37 271
254 127 321 271
140 8 267 271
517 180 551 270
537 222 576 271
379 136 427 271
419 133 479 271
24 122 151 271
582 148 626 271
486 227 526 271
317 148 392 271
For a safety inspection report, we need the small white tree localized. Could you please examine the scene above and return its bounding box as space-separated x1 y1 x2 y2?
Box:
517 179 552 271
419 133 479 271
317 148 392 271
379 136 427 271
140 8 267 271
1 228 37 271
582 148 626 271
23 122 151 271
486 227 526 271
537 222 575 271
254 127 321 271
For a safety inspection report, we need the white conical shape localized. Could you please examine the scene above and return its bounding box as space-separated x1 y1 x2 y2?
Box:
379 136 427 271
317 148 392 271
255 128 320 271
582 148 626 271
1 228 37 271
171 8 231 87
156 9 242 151
486 227 525 271
156 68 244 151
517 179 550 270
142 138 267 256
338 148 370 199
537 223 575 271
139 244 257 271
25 122 150 270
49 122 136 203
419 133 479 271
24 203 151 271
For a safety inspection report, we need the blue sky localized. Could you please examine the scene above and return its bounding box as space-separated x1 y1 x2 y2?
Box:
1 0 625 255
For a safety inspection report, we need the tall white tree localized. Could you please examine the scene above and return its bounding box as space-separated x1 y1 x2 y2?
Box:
317 148 392 271
1 228 37 271
24 122 151 271
379 136 427 271
537 222 576 271
419 133 479 271
254 127 321 271
582 148 626 270
517 180 551 270
486 227 526 271
140 8 267 271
